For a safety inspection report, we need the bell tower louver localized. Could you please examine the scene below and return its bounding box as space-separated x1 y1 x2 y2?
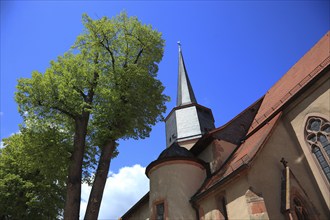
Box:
165 43 215 149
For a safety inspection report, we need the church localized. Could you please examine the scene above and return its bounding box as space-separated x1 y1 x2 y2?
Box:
121 31 329 220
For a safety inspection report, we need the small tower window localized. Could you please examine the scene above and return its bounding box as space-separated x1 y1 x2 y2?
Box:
305 117 330 182
156 203 165 220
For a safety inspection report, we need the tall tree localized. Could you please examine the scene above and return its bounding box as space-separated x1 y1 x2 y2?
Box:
15 12 168 219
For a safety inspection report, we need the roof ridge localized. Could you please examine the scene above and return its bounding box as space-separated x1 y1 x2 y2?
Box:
249 56 330 133
249 31 329 133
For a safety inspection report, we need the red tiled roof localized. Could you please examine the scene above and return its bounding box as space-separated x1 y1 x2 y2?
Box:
193 31 330 200
249 31 330 132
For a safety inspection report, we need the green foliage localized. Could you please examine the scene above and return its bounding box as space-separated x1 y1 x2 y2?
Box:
16 11 168 148
0 122 70 219
12 11 169 218
16 52 93 119
77 12 168 146
15 10 168 180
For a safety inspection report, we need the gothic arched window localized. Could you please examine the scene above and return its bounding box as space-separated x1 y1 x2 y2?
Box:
305 117 330 182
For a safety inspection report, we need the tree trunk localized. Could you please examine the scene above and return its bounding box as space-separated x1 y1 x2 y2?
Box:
84 140 116 220
64 117 89 220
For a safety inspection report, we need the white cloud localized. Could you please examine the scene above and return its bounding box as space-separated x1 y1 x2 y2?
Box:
0 141 4 149
80 164 149 220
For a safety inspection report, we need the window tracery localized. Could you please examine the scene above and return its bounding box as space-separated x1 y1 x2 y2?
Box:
305 117 330 182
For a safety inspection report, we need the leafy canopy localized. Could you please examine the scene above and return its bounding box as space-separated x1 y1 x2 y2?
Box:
0 120 70 219
16 12 169 148
10 12 169 218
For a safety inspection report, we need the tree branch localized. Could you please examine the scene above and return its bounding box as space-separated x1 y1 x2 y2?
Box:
123 37 129 68
88 23 116 73
37 100 77 119
52 106 77 119
125 33 145 47
122 24 132 68
101 38 116 73
124 32 145 65
86 53 100 105
74 86 87 101
134 48 144 64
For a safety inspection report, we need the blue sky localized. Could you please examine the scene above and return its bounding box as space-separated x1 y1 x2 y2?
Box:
1 1 329 218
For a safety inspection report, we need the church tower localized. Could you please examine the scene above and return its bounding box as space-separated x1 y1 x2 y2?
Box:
165 43 215 149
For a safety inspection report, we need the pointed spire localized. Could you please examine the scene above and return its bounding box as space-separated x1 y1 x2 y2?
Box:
177 42 197 106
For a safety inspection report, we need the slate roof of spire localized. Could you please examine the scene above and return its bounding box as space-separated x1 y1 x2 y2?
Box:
177 43 197 106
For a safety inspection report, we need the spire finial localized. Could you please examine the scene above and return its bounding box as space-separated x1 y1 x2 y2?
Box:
177 41 181 52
